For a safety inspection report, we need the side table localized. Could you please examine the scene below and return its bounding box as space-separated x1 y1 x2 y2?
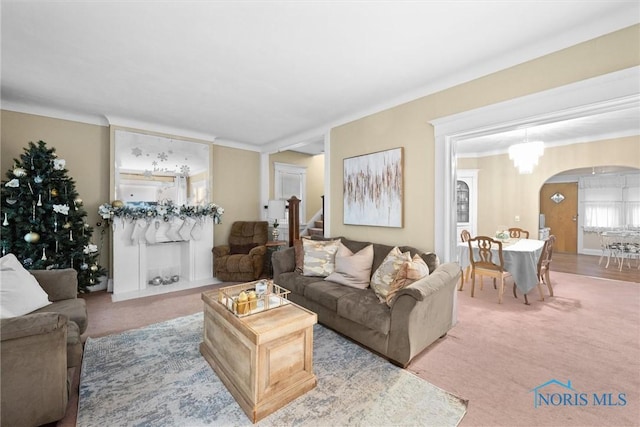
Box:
265 241 287 277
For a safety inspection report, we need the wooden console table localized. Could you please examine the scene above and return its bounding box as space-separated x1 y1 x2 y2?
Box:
200 289 317 423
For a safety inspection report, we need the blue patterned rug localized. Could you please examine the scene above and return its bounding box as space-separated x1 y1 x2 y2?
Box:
78 313 467 426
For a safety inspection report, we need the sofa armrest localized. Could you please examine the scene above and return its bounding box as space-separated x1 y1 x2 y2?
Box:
272 247 296 283
392 262 461 302
212 245 230 258
1 312 69 426
0 312 68 341
387 262 460 367
30 269 78 301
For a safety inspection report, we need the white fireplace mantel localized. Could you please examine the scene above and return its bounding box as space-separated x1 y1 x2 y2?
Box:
111 218 218 301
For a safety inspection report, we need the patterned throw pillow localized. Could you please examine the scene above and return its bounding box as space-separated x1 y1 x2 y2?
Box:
324 242 374 289
370 247 412 302
302 238 341 277
386 254 430 307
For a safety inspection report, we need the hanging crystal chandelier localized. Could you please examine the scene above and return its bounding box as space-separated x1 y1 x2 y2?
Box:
508 131 544 174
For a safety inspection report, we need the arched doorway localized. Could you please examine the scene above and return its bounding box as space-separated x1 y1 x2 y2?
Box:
541 166 640 254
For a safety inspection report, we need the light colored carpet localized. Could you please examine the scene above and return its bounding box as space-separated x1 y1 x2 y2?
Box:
409 271 640 426
78 313 468 426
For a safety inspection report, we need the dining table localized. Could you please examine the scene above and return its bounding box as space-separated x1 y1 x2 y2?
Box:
457 238 545 296
599 230 640 270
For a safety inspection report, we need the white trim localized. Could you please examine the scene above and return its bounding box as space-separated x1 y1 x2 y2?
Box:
2 100 109 126
456 169 479 238
431 66 640 263
323 131 331 237
106 115 217 144
274 162 307 224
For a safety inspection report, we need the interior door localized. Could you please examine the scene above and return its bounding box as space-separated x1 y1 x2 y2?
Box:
540 182 578 253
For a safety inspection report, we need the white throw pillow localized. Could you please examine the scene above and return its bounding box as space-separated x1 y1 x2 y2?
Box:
0 254 52 318
325 243 374 289
370 247 412 303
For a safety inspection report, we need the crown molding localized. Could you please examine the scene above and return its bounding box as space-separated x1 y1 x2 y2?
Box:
1 100 109 126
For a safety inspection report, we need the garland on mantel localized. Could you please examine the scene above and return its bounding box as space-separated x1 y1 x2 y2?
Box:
99 201 224 224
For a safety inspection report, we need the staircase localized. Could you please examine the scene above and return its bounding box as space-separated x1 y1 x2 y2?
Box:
308 217 324 237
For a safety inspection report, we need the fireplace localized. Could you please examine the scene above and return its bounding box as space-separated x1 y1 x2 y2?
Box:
111 218 217 301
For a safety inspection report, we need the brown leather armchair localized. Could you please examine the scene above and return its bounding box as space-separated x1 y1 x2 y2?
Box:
212 221 268 281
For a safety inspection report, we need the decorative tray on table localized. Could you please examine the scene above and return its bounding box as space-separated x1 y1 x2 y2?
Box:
218 280 290 317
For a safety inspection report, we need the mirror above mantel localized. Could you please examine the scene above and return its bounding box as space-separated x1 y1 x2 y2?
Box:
109 128 217 301
113 129 210 205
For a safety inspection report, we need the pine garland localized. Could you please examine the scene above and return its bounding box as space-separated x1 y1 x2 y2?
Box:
98 201 224 223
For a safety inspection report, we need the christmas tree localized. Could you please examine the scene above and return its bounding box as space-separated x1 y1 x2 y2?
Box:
1 140 106 293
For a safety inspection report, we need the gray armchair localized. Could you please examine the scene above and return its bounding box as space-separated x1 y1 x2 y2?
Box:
1 268 87 426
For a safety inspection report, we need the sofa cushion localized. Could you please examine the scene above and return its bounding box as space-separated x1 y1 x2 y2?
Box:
278 271 320 296
293 239 304 273
370 247 411 302
420 252 440 274
303 280 359 312
0 254 52 318
302 238 341 277
34 298 88 334
324 243 373 289
337 289 391 335
386 254 430 306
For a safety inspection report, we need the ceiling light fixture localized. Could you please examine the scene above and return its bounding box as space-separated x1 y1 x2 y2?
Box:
508 130 544 174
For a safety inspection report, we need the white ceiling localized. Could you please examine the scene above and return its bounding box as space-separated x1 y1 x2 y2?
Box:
2 1 639 156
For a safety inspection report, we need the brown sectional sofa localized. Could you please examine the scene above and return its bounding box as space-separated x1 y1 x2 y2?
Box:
272 237 461 367
1 268 87 427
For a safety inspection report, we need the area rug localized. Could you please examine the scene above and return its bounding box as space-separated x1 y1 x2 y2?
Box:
78 313 467 426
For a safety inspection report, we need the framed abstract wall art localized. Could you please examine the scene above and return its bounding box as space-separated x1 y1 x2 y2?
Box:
343 147 403 227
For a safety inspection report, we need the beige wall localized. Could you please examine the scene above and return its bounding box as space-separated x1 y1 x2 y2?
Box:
211 145 261 246
329 25 640 252
1 110 112 269
1 110 263 272
458 137 640 241
2 25 638 262
269 151 325 223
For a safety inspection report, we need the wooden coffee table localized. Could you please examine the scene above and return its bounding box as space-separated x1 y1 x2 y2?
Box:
200 287 317 423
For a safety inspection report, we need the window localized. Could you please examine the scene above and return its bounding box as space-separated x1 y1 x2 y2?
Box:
274 162 307 223
581 174 640 231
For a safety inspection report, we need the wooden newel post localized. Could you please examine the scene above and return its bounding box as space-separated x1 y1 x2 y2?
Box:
288 196 300 247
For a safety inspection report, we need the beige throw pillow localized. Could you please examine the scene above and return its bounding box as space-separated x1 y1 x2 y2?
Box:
386 254 430 306
302 238 341 277
325 242 374 289
370 247 412 302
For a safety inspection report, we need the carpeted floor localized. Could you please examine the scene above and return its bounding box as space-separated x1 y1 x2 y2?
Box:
59 271 639 426
77 313 467 426
409 271 640 426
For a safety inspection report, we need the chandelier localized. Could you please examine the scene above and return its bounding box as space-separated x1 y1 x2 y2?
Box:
508 132 544 174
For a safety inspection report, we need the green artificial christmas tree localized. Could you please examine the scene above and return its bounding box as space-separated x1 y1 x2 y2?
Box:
1 140 106 293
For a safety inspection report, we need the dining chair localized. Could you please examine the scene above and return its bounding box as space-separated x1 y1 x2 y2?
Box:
467 236 514 304
598 232 623 269
458 230 472 291
508 227 530 238
537 235 556 298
